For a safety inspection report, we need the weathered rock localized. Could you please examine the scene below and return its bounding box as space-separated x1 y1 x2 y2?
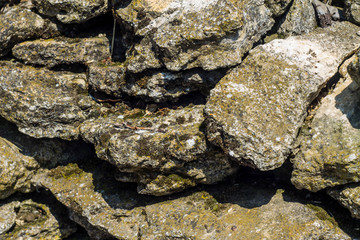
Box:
328 183 360 219
32 0 108 24
291 58 360 191
312 0 341 27
345 0 360 25
205 22 360 171
0 5 59 57
265 0 292 16
277 0 317 37
348 50 360 86
0 199 77 239
0 137 39 199
32 163 350 240
0 61 101 140
12 36 110 67
80 105 237 195
115 0 291 73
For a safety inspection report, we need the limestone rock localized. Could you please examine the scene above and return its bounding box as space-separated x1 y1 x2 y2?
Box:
291 61 360 191
115 0 291 73
32 0 108 24
12 37 110 68
0 5 59 57
205 22 360 171
0 61 101 140
80 105 237 196
348 50 360 86
328 183 360 219
345 0 360 25
265 0 292 16
0 137 39 199
0 199 77 239
32 163 350 240
277 0 317 37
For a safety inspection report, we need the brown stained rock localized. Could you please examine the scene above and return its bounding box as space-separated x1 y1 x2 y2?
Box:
32 0 108 24
0 137 39 199
12 37 111 68
0 5 59 57
0 61 101 140
80 105 237 196
115 0 289 73
291 57 360 191
205 22 360 171
32 163 351 240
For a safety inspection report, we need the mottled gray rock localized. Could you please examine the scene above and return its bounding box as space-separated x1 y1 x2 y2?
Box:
116 0 291 73
291 58 360 191
80 105 237 195
348 50 360 86
12 37 110 67
0 61 101 140
0 199 77 239
277 0 317 37
328 183 360 219
0 137 39 199
32 0 108 24
312 0 341 27
32 163 350 240
345 0 360 25
265 0 292 16
205 22 360 171
0 5 59 57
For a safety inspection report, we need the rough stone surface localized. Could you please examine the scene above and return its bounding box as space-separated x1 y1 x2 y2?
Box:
0 199 77 239
115 0 290 73
345 0 360 25
32 0 108 24
0 4 59 57
12 37 110 68
205 22 360 171
0 137 39 199
80 105 237 196
277 0 317 37
291 58 360 191
348 50 360 86
0 61 101 140
32 163 350 240
328 183 360 219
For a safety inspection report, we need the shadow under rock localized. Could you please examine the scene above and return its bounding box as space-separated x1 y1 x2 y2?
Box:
0 116 95 168
335 81 360 129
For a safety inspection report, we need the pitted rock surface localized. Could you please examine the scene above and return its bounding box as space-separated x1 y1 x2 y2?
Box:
205 22 360 171
328 183 360 219
80 105 237 196
0 61 101 140
115 0 290 73
12 37 110 67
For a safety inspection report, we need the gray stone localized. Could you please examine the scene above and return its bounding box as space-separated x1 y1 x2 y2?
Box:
32 0 108 24
0 61 101 140
0 137 39 199
80 105 237 195
12 37 110 67
328 183 360 219
115 0 291 73
348 50 360 86
345 0 360 25
205 22 360 171
291 57 360 191
0 5 59 57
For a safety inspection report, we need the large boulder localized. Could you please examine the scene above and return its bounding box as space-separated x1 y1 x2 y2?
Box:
0 4 59 57
32 163 351 240
12 36 110 68
0 137 39 199
291 57 360 191
205 21 360 171
115 0 291 73
0 61 101 140
32 0 108 24
80 105 237 196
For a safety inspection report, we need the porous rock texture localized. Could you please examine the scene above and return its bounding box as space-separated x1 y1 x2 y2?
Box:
345 0 360 25
115 0 291 73
31 163 350 240
205 21 360 171
12 36 111 67
80 105 237 196
291 56 360 191
328 183 360 219
0 61 101 140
